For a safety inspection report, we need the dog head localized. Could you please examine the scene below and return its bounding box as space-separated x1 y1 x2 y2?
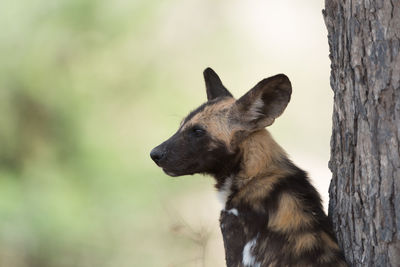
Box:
150 68 291 178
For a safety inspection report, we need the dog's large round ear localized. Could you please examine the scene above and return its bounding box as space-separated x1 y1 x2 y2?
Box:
234 74 292 130
203 68 233 101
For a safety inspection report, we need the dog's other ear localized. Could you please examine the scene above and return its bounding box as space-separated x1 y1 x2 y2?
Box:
203 67 233 101
234 74 292 130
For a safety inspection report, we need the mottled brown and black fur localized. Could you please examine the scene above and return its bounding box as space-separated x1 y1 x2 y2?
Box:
150 68 347 267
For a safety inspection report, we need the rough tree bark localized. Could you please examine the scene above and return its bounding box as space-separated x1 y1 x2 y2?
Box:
323 1 400 266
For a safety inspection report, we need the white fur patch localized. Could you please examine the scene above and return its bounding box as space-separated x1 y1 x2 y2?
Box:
242 236 261 267
217 176 233 209
227 208 239 216
247 97 264 121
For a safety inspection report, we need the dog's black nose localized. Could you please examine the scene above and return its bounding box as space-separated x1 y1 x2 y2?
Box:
150 147 165 165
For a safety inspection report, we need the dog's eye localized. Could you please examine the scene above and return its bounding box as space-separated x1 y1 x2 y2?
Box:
191 126 206 137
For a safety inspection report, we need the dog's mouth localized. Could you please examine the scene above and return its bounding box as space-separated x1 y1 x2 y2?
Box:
162 168 179 177
162 167 196 177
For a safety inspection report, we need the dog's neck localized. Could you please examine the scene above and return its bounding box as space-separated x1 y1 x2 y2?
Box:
238 129 288 179
217 129 292 210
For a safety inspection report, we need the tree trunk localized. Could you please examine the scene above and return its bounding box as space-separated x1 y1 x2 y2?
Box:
323 1 400 266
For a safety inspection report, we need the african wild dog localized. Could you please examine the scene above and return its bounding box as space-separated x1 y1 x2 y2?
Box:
150 68 347 267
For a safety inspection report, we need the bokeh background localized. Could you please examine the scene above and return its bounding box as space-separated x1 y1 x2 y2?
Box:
0 0 332 266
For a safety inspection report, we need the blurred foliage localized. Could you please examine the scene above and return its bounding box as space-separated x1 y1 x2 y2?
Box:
0 1 213 266
0 0 331 266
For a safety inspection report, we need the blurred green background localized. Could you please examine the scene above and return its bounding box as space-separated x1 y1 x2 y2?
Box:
0 0 332 266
